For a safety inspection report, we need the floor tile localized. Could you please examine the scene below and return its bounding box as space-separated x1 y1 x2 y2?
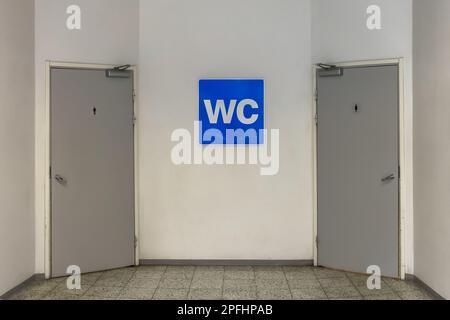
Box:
256 279 289 290
285 271 317 281
79 272 104 284
384 278 421 292
223 279 256 290
80 296 114 300
191 277 223 289
398 290 433 300
193 266 224 280
193 270 224 280
223 288 257 300
53 282 92 294
126 276 161 289
11 290 48 300
365 294 401 300
83 286 122 299
288 278 322 289
257 289 292 300
97 269 134 279
42 295 80 301
118 287 156 300
224 267 255 280
356 284 395 297
26 279 62 292
324 286 362 299
43 287 89 300
334 296 364 300
188 289 223 300
224 271 255 280
319 277 353 288
153 288 188 300
94 275 132 287
134 266 166 279
291 287 327 300
164 266 195 280
102 268 136 278
255 270 286 280
159 278 191 289
314 268 347 279
346 273 372 287
5 265 438 301
254 266 283 272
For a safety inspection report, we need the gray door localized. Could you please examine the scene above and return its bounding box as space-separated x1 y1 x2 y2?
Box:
317 65 399 278
51 68 135 278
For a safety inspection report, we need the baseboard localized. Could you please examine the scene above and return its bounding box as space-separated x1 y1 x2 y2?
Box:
0 274 44 300
405 273 415 281
140 259 314 267
406 274 445 300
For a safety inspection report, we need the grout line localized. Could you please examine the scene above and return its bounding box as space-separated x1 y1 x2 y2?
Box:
252 267 261 300
81 272 104 299
1 275 44 300
40 279 61 300
344 273 364 300
347 274 366 299
252 266 265 301
282 268 294 300
314 268 330 300
151 265 167 300
186 266 196 300
116 268 137 299
220 266 225 301
382 278 405 300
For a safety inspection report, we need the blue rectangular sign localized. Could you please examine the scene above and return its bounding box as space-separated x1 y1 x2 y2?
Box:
199 79 264 145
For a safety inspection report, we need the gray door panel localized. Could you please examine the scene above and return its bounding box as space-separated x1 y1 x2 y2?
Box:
51 68 135 278
317 65 399 278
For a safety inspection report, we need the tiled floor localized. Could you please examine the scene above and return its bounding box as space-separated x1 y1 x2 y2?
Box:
7 266 435 300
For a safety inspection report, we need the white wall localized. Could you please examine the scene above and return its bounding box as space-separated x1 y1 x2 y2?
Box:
413 0 450 299
34 0 139 273
0 0 35 295
138 0 313 261
312 0 415 274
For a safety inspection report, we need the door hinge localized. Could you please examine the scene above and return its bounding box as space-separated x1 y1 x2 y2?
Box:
316 236 319 247
314 89 318 101
315 113 319 126
49 166 52 179
132 90 136 103
134 236 138 248
133 116 137 127
398 166 401 180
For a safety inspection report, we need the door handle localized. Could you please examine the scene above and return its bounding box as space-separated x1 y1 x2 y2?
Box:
55 174 68 186
381 174 396 183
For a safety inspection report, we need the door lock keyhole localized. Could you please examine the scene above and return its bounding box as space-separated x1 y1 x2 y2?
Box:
93 107 97 116
354 104 359 113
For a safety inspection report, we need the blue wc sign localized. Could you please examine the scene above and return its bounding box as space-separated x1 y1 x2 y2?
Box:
199 79 265 145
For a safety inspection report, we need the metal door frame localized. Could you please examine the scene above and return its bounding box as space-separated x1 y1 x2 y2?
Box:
44 61 140 279
312 58 406 279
